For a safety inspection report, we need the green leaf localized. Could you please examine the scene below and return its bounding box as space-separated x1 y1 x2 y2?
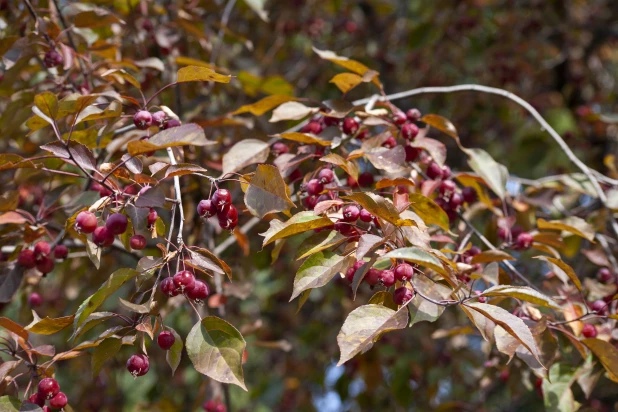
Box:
0 396 20 411
244 164 296 218
379 247 446 275
26 314 75 335
534 256 582 291
341 192 413 227
408 276 452 325
542 363 581 412
91 338 122 378
407 193 449 231
177 66 231 83
291 251 353 301
480 285 561 309
73 268 139 330
186 316 247 390
222 139 270 175
582 338 618 383
34 91 58 119
337 305 408 366
261 211 333 247
118 298 150 314
465 148 509 200
295 230 346 260
165 327 183 376
86 238 101 269
69 312 115 341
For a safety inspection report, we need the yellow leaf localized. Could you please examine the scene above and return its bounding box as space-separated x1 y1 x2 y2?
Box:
534 256 582 291
313 47 381 87
537 217 596 242
274 132 331 147
329 73 364 93
582 338 618 383
232 95 298 116
177 66 231 83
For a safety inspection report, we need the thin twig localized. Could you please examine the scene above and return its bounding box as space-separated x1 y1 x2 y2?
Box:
167 148 184 245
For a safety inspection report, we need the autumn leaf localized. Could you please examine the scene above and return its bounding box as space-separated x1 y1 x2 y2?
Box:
244 164 295 218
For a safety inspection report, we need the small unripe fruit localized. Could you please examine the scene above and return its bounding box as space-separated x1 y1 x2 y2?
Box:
342 205 360 222
379 269 395 287
364 268 381 286
515 232 533 250
271 142 289 156
401 123 419 140
404 145 421 162
163 118 181 129
342 118 359 135
582 324 598 338
462 186 477 204
36 256 54 274
393 286 413 305
394 263 414 281
406 108 421 121
43 49 63 68
38 378 60 399
27 392 45 407
186 280 210 300
359 209 373 223
157 331 176 350
53 245 68 260
382 135 397 148
358 172 374 187
152 111 166 127
318 168 334 184
597 268 613 284
173 270 195 291
161 277 179 297
106 213 128 235
126 354 150 377
130 235 147 250
34 241 51 257
426 162 443 180
197 199 215 218
147 209 158 226
212 189 232 211
133 110 153 130
92 226 114 247
305 179 324 196
49 392 68 409
76 211 98 234
18 250 36 268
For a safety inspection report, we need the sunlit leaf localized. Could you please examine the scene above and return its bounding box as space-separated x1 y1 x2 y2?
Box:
329 72 364 93
542 363 581 412
261 211 334 247
379 247 447 275
177 66 231 83
127 124 212 156
232 95 298 116
27 314 75 335
341 192 412 227
421 114 458 138
582 338 618 383
480 285 561 309
295 230 347 260
465 148 509 200
244 164 296 218
471 250 515 263
34 91 58 119
407 193 449 231
269 101 319 122
0 317 28 340
534 256 582 291
291 251 353 301
274 132 332 147
537 217 595 242
313 47 381 87
320 153 359 180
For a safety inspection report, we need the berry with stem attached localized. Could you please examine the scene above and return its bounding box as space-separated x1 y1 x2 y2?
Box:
318 168 334 184
133 110 153 130
126 354 150 377
197 200 215 218
106 213 128 235
147 209 158 226
157 331 176 350
173 270 195 292
152 111 166 127
130 235 147 250
38 378 60 399
401 123 419 140
92 226 114 247
394 263 414 281
305 179 324 196
582 324 597 338
75 211 98 234
186 280 210 301
342 205 360 222
379 269 395 287
34 241 51 257
49 392 68 409
211 189 232 212
161 277 179 297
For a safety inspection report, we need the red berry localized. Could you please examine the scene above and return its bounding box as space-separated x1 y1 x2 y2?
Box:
272 142 289 156
106 213 128 235
401 123 419 140
582 324 597 338
590 300 607 315
126 354 150 377
358 172 374 187
356 129 369 140
342 205 360 222
438 180 456 196
28 292 43 307
334 219 354 236
43 49 63 68
468 246 481 256
515 232 533 250
379 269 395 287
92 226 114 247
364 268 381 286
161 277 179 297
597 268 614 284
347 175 359 188
441 165 452 179
382 135 397 148
157 331 176 350
53 245 68 260
36 256 54 274
124 185 138 195
34 241 51 257
18 250 36 268
212 189 232 212
147 209 158 226
162 118 181 129
426 162 442 179
324 116 340 127
318 168 334 184
394 263 414 281
393 286 413 305
306 179 324 195
197 199 215 218
218 205 238 230
406 108 421 121
186 280 210 300
130 235 147 250
49 392 68 409
449 193 464 209
359 209 373 223
342 118 359 135
173 270 195 291
152 111 166 127
76 211 98 234
306 121 323 134
404 146 421 162
288 168 302 182
462 186 477 203
304 195 318 210
38 378 60 399
392 111 407 125
133 110 153 130
27 392 45 407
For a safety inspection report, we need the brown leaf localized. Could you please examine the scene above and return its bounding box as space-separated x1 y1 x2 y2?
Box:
244 164 296 218
127 123 212 156
41 140 97 172
0 317 28 340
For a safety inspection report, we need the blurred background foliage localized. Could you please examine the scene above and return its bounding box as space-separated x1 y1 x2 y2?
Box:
2 0 618 410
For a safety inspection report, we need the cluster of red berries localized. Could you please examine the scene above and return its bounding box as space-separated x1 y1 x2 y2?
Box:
203 399 226 412
346 261 415 304
160 269 210 302
497 225 534 250
197 189 238 230
133 109 181 131
74 210 151 250
43 49 63 69
302 168 335 209
16 241 68 275
26 378 67 410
